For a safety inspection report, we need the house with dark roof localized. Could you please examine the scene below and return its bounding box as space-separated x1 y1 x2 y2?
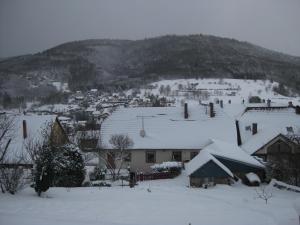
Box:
186 139 265 187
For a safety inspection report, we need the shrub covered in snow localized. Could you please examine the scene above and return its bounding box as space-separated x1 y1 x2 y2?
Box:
53 144 85 187
34 144 55 196
0 167 28 194
151 161 182 173
248 96 262 103
33 143 85 196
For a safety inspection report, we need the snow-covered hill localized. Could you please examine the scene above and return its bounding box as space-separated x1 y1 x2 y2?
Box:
131 78 299 106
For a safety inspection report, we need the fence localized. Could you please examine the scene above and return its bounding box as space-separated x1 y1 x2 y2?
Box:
136 171 180 182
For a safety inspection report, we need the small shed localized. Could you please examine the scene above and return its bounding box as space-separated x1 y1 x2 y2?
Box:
186 151 234 187
204 139 265 180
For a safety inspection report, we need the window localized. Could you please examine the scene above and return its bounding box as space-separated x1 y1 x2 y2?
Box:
146 151 156 163
190 151 198 160
124 152 131 162
277 142 281 152
172 151 182 162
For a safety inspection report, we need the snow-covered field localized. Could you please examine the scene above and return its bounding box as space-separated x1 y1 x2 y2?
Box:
1 173 299 225
134 78 299 105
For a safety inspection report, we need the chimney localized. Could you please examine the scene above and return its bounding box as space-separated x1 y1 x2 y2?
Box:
288 101 293 107
209 102 215 117
296 106 300 115
184 103 188 119
267 99 271 107
235 120 242 146
22 120 27 139
220 100 223 108
252 123 257 135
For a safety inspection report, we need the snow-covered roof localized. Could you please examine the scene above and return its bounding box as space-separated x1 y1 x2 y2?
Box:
239 107 300 155
245 172 261 183
185 150 233 177
92 111 101 116
204 139 264 168
58 116 71 121
35 104 79 113
4 113 56 163
100 105 236 150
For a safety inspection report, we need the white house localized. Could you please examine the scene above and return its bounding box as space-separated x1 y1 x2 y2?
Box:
99 103 237 172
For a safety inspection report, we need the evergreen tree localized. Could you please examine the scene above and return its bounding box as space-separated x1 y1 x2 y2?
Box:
53 144 85 187
2 92 12 109
34 144 56 196
33 143 85 195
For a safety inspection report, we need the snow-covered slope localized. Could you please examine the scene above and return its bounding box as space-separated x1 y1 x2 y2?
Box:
0 175 299 225
134 78 299 105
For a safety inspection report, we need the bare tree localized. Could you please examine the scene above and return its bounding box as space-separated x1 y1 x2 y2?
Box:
0 115 15 193
255 185 273 204
0 115 15 163
0 156 27 195
107 134 134 180
77 129 99 151
0 115 29 194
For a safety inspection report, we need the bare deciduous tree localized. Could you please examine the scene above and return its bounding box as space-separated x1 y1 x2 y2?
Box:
107 134 134 180
0 158 27 195
0 115 15 163
0 115 28 194
255 185 273 204
24 121 53 163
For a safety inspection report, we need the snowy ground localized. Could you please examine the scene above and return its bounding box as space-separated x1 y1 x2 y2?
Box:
1 173 299 225
133 78 300 105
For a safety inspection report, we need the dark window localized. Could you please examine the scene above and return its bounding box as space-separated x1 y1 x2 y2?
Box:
172 151 182 162
146 151 156 163
124 152 131 162
277 142 281 152
190 151 198 160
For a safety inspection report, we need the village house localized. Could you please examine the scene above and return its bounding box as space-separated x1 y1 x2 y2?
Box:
0 113 68 168
97 99 300 186
98 103 261 174
237 104 300 160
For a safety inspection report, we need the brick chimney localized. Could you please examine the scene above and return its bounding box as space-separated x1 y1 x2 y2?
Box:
22 120 27 139
252 123 257 135
209 102 215 117
220 100 223 108
267 99 271 107
184 103 189 119
288 101 293 107
235 120 242 146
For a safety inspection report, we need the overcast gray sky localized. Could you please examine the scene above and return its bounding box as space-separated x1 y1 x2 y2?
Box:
1 0 300 58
